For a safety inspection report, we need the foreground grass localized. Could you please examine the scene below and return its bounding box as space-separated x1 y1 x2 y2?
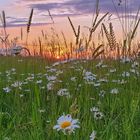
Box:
0 56 140 140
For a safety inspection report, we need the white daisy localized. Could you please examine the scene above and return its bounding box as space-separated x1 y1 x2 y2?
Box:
96 61 103 68
38 109 45 113
3 87 11 93
46 75 57 81
131 61 139 68
47 68 57 73
11 81 22 89
70 77 77 82
11 68 16 72
83 71 96 84
110 88 119 94
57 89 70 97
121 57 131 63
53 114 80 134
90 130 96 140
94 111 104 120
109 69 116 73
47 82 54 90
94 83 101 87
122 71 130 77
90 107 99 112
36 80 42 84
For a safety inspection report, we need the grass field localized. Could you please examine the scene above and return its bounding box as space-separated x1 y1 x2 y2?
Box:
0 56 139 140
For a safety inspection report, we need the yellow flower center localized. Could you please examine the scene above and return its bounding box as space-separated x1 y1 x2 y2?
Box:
61 121 71 128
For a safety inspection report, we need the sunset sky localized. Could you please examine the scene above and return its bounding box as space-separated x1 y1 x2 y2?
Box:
0 0 140 41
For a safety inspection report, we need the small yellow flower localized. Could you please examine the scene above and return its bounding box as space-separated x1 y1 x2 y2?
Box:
61 121 71 128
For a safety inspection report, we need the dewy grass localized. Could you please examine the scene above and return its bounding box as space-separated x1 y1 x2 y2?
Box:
0 0 140 139
0 56 139 139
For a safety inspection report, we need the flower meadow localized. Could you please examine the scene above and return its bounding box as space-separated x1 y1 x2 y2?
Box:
0 56 140 140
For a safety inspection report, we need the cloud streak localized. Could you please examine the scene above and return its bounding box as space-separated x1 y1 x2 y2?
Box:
29 0 140 15
1 0 140 27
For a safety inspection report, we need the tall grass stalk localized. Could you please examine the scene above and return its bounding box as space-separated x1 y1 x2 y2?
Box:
26 8 34 45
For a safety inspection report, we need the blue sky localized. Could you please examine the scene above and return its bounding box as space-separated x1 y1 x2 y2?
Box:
0 0 140 27
0 0 11 5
